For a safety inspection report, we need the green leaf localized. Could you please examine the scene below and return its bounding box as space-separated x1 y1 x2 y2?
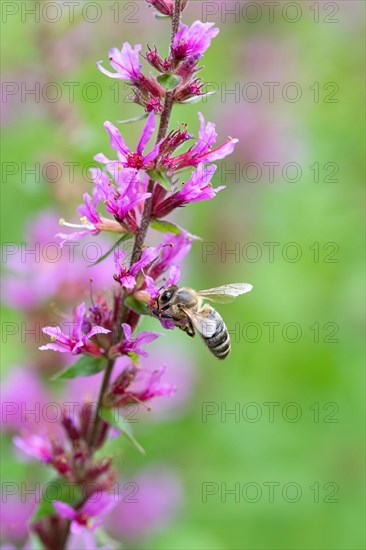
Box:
31 477 81 522
116 113 149 124
146 169 171 191
178 90 217 105
100 407 145 455
89 233 133 267
150 219 182 235
150 219 202 240
124 295 151 316
52 355 106 380
157 73 182 91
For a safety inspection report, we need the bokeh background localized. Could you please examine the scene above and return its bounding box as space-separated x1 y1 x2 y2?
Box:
1 1 365 549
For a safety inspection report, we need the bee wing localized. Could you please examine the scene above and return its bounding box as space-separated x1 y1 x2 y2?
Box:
198 283 253 304
181 307 218 338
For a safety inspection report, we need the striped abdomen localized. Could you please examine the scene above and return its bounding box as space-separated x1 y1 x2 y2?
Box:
202 307 231 360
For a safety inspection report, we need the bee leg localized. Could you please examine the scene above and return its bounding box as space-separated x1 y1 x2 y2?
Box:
186 322 195 338
179 321 195 338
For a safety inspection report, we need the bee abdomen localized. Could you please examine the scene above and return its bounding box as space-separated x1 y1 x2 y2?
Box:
203 314 231 360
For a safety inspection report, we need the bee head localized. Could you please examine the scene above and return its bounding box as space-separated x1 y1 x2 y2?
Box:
157 285 178 309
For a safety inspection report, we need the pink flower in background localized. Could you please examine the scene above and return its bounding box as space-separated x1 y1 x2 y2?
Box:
13 433 53 464
135 344 197 419
97 42 142 82
54 492 116 534
67 530 111 550
1 211 115 309
0 367 49 432
172 21 219 60
104 467 183 541
0 492 37 545
40 302 110 355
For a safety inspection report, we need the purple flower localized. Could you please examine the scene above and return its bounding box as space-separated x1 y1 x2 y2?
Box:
53 492 116 534
116 323 162 358
91 168 150 232
97 42 142 82
104 467 183 541
1 211 115 309
0 492 37 545
146 265 180 300
114 244 162 291
100 112 160 171
106 363 176 408
57 209 124 247
13 433 53 463
153 164 224 217
57 191 100 245
172 21 219 61
39 303 110 356
129 365 176 401
0 367 49 432
162 112 238 171
148 231 193 280
67 530 111 550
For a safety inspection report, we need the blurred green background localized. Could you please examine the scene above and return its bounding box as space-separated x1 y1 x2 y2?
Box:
1 1 365 549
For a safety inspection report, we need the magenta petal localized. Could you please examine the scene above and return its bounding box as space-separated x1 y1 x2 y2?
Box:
39 343 69 353
53 501 77 521
42 326 64 340
202 138 239 162
83 492 116 518
94 152 111 164
109 43 142 80
104 121 130 156
160 318 176 330
70 521 84 535
166 265 180 287
136 331 162 345
96 61 119 79
122 323 132 341
121 275 137 291
143 143 161 164
87 326 111 338
145 276 159 299
137 111 156 155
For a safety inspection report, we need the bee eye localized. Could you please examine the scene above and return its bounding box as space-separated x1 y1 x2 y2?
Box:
160 290 172 303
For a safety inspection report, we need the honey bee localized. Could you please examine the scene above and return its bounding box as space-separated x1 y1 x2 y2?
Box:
152 283 253 359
